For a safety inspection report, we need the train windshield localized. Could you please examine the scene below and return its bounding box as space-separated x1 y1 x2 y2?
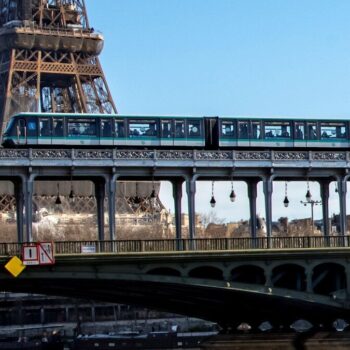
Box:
4 118 15 134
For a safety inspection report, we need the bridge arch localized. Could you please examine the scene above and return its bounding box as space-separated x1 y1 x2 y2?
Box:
230 265 266 285
146 267 181 277
188 266 224 281
312 263 346 296
272 264 306 291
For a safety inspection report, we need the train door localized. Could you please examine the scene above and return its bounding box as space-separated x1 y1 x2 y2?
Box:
160 119 174 147
100 118 113 146
38 117 52 146
294 121 306 148
204 117 219 149
174 120 185 146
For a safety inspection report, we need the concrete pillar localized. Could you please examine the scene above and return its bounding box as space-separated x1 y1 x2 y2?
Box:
306 269 313 293
24 174 35 242
172 179 184 245
247 180 258 239
107 175 118 241
263 177 273 245
320 180 330 238
95 180 105 241
14 180 24 243
186 178 196 240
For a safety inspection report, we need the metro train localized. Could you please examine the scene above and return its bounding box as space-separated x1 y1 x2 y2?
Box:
2 112 349 149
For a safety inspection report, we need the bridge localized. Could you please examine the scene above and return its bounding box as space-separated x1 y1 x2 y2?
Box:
0 147 350 328
1 238 350 329
0 148 349 242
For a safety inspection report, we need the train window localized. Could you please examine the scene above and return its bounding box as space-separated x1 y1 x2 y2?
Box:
221 121 235 138
188 120 201 138
115 120 125 138
53 118 64 137
320 123 346 139
238 121 248 139
307 123 318 140
26 117 37 137
252 122 261 139
295 122 304 140
161 120 172 138
264 121 290 139
101 119 112 138
39 118 51 137
129 120 157 137
68 118 97 137
175 120 185 138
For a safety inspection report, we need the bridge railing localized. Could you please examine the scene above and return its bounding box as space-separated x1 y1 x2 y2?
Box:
0 236 348 256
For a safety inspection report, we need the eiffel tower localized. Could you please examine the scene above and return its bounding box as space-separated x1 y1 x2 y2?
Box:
0 0 163 225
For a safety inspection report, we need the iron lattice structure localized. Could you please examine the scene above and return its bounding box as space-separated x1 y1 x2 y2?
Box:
0 0 116 133
0 0 162 217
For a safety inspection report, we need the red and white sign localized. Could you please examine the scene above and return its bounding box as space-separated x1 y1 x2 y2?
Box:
22 245 39 266
22 242 55 266
38 242 55 265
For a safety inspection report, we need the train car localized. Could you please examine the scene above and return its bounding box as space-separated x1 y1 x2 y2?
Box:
217 116 350 149
2 113 206 148
2 113 350 149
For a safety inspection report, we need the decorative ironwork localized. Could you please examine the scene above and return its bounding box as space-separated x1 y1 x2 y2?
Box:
235 151 271 160
32 149 72 159
312 152 346 161
195 151 232 160
157 150 193 160
273 151 308 160
0 149 28 158
0 149 347 163
115 151 154 160
75 150 113 159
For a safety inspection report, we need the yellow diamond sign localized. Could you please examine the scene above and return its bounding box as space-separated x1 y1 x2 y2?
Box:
5 256 26 278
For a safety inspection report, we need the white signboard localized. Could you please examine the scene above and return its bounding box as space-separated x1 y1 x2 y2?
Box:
81 246 96 254
38 242 55 265
22 245 39 266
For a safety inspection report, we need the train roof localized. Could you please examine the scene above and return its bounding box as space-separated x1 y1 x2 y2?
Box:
9 112 350 122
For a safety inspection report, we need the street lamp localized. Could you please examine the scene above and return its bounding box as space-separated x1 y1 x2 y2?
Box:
283 182 289 208
210 181 216 208
300 198 322 234
305 181 312 202
229 180 236 203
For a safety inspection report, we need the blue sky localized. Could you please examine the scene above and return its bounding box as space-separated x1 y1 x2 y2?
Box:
85 0 350 223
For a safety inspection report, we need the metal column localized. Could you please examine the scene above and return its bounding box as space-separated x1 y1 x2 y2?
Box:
24 175 35 242
320 180 330 238
107 175 118 241
263 177 273 246
247 181 258 239
14 180 24 243
338 178 347 237
186 178 196 240
95 180 105 241
173 179 184 250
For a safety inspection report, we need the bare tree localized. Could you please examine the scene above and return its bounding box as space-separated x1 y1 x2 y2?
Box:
199 211 225 228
